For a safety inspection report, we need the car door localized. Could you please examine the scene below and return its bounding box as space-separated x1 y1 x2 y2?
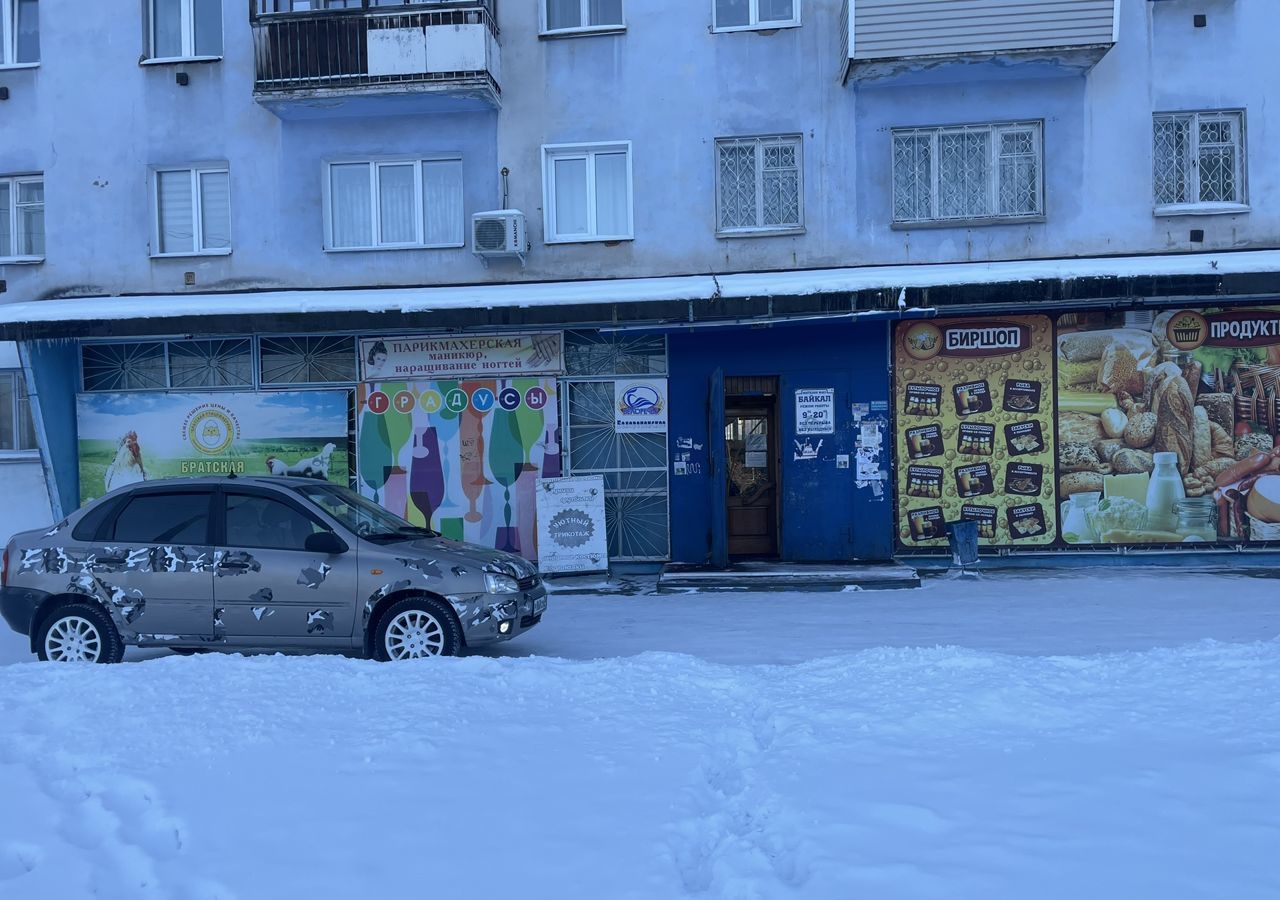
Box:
212 487 357 643
99 488 216 638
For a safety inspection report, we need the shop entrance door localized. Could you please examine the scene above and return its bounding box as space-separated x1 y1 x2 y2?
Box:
724 378 778 558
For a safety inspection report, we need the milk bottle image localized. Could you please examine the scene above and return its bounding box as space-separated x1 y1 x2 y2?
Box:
1145 451 1186 532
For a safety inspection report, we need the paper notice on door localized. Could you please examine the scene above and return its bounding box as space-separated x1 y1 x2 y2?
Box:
745 451 767 468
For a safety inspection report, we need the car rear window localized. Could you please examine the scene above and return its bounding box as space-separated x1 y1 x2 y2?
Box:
71 497 122 542
110 492 212 545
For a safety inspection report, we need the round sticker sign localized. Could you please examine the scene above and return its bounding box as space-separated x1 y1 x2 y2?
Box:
498 387 522 411
524 386 548 410
367 391 390 415
470 387 496 413
444 389 469 413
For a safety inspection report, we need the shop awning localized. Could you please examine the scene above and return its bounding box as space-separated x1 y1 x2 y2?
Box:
3 248 1279 340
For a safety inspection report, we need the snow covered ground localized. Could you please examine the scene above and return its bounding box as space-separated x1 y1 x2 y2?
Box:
1 571 1278 899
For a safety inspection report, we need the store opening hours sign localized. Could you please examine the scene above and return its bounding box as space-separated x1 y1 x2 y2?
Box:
795 389 834 435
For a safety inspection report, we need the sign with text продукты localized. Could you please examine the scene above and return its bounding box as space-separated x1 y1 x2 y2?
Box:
535 475 609 574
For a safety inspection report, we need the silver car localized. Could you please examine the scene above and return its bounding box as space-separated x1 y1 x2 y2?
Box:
0 476 546 663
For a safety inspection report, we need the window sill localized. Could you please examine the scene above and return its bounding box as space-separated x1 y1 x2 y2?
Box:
0 62 39 71
1154 203 1250 218
0 256 44 265
539 25 627 39
717 226 805 239
150 249 233 259
712 21 801 34
891 215 1046 231
140 55 223 67
544 235 634 245
324 243 466 253
0 451 41 462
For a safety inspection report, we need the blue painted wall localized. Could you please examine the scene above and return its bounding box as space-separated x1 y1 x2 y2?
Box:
668 320 893 564
21 340 80 518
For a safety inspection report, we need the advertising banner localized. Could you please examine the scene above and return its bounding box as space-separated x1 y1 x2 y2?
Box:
795 389 835 435
894 315 1057 548
359 333 564 381
76 391 350 505
356 379 560 559
535 475 608 574
1056 307 1280 544
613 378 668 433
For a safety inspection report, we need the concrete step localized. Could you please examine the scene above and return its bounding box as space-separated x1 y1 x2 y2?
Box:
657 561 921 593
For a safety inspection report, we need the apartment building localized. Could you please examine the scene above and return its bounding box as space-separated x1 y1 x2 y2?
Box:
2 0 1278 566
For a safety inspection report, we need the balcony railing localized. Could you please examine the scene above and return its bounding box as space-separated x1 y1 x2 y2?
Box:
251 1 499 102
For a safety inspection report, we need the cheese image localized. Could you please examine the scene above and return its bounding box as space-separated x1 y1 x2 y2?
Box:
1104 472 1150 505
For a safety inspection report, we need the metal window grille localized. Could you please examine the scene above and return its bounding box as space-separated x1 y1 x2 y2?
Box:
168 339 254 389
259 335 357 384
564 331 667 377
81 343 168 392
716 135 802 233
1153 111 1245 207
564 380 669 560
892 122 1042 224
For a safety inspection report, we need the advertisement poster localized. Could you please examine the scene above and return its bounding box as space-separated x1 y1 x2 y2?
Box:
795 389 835 435
614 378 668 433
535 475 608 574
1056 307 1280 544
356 378 560 559
76 391 350 505
894 316 1056 548
359 333 563 381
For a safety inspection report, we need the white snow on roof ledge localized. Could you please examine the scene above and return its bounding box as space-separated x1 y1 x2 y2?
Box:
2 249 1278 328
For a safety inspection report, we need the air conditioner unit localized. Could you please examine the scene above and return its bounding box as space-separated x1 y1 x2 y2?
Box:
472 210 527 264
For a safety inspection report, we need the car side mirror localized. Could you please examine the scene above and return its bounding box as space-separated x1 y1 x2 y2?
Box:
305 531 348 555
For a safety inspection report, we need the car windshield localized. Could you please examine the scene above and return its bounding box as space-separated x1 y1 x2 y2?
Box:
292 483 438 542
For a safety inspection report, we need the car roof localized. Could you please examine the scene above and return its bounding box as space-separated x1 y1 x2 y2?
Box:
101 476 339 494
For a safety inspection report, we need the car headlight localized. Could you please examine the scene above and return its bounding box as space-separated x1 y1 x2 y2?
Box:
484 573 520 594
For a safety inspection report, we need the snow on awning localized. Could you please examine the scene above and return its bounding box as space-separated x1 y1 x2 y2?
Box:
2 249 1278 330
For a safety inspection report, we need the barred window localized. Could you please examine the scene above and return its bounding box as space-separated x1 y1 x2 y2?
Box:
1153 110 1246 210
716 135 803 235
892 122 1043 225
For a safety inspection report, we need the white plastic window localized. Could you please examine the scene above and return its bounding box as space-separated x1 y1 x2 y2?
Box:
542 143 633 243
152 166 231 256
325 158 464 251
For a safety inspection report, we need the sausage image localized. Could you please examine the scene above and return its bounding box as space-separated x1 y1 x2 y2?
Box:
1214 451 1277 489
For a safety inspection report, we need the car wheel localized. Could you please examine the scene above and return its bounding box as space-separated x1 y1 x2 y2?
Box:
36 602 125 664
374 596 462 661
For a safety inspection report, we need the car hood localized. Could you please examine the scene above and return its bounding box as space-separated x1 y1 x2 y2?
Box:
375 536 538 580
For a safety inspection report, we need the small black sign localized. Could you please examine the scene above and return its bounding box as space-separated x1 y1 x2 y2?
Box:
960 504 998 541
1004 462 1044 497
957 422 996 457
906 465 944 499
953 380 993 417
906 424 944 460
954 462 995 498
1004 420 1045 456
908 506 946 542
1002 379 1043 414
904 383 943 417
1007 503 1048 540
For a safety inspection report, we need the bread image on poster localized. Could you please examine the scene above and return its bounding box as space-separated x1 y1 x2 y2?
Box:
894 316 1056 549
1055 307 1280 545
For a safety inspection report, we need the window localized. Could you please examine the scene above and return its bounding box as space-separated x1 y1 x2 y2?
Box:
225 493 326 551
168 339 253 389
892 121 1044 225
0 370 37 453
716 135 803 235
0 174 43 261
542 0 624 35
325 158 464 251
259 336 357 385
542 143 633 244
713 0 799 32
110 492 212 544
0 0 39 66
148 0 222 61
1153 110 1247 212
151 166 231 257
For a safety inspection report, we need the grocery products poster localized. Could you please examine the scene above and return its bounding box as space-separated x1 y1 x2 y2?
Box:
1055 307 1280 545
894 315 1057 548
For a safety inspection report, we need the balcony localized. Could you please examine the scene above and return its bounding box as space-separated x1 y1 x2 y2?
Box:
840 0 1117 84
251 1 501 118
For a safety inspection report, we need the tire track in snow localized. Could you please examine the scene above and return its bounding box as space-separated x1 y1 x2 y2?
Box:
666 675 815 897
